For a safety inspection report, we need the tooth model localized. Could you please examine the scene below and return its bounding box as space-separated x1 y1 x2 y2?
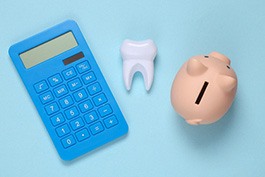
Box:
171 52 238 125
120 39 157 91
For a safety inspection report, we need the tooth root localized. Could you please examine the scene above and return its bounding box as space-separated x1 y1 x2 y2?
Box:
123 60 154 91
142 61 154 91
121 39 157 91
122 61 134 91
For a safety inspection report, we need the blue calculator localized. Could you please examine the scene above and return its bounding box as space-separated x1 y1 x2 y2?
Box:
9 20 128 160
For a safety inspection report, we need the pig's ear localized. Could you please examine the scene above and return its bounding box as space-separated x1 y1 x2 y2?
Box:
187 58 208 76
217 75 237 92
209 52 231 65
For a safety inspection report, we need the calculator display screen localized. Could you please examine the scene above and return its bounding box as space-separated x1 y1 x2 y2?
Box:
20 32 78 69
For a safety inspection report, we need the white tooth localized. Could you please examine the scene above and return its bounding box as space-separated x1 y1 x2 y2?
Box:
120 39 157 91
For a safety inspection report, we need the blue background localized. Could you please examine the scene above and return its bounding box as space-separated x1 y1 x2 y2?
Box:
1 1 265 177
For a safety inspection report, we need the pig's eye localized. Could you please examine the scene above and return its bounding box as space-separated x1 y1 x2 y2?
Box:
227 65 230 69
204 56 209 58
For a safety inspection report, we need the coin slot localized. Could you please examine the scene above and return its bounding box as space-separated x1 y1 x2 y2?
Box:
195 81 209 105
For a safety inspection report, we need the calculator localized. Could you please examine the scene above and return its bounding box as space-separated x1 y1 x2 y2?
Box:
9 20 128 160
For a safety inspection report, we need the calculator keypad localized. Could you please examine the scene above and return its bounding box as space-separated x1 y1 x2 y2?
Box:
73 89 88 102
56 124 70 137
103 115 118 128
92 93 107 106
65 107 79 119
84 111 99 124
82 72 96 84
54 85 68 97
87 82 101 95
68 78 83 91
39 91 54 104
79 100 93 113
34 60 120 149
76 61 90 73
98 104 113 117
70 117 85 130
61 135 76 148
89 122 104 135
50 113 65 126
62 67 77 80
48 74 63 87
75 129 90 142
59 96 74 108
45 102 60 115
34 80 49 93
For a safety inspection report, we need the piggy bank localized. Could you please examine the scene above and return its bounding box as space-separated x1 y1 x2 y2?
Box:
171 52 237 125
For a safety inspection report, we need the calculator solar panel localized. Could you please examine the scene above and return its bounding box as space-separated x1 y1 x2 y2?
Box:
9 20 128 161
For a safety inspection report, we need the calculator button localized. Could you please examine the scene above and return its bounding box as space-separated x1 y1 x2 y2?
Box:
81 72 96 85
89 122 104 135
48 74 63 87
59 96 74 108
39 91 54 104
45 102 60 115
68 78 83 91
53 85 68 97
56 124 70 137
103 115 118 128
70 117 85 131
62 67 77 80
78 100 93 113
75 129 90 142
87 82 102 95
73 89 88 102
65 106 79 119
84 111 99 124
61 135 76 148
50 113 65 126
34 80 49 93
98 104 113 117
92 93 107 106
76 61 90 73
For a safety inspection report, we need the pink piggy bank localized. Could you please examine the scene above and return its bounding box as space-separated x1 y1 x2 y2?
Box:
171 52 238 125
